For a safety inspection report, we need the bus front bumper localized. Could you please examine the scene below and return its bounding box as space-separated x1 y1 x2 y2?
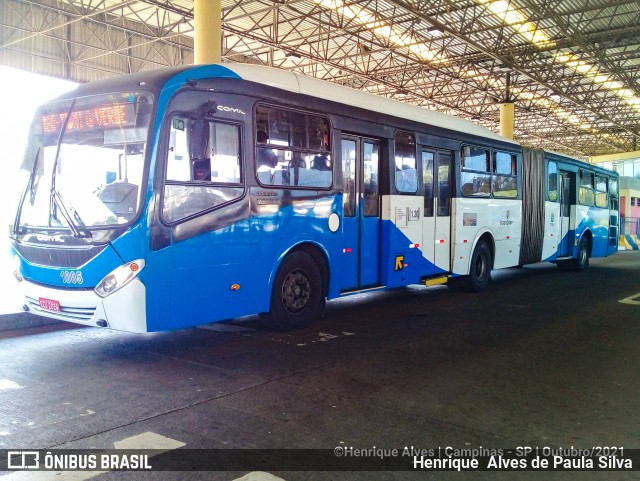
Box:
20 278 148 333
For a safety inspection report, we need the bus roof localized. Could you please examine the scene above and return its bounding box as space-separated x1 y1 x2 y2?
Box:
222 63 516 146
54 62 514 146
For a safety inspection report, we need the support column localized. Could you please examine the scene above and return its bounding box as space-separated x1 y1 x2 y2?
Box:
194 0 221 65
500 102 515 140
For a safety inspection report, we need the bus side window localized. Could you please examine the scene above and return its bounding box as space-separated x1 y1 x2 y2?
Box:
579 170 595 206
163 116 243 223
254 105 331 188
595 174 608 208
548 161 558 201
609 178 619 210
493 151 518 198
460 146 490 197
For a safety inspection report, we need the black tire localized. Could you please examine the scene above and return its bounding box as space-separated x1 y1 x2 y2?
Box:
571 237 590 272
260 251 325 331
468 240 492 292
447 240 492 292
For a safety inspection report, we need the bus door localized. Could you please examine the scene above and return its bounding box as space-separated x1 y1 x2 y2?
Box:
341 136 381 290
422 149 452 274
558 171 574 256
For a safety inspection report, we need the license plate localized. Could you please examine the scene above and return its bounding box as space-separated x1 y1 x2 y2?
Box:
39 297 61 313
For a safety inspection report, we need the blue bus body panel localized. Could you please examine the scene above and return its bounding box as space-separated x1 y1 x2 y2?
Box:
340 217 360 290
543 205 616 262
381 220 438 288
140 195 342 331
577 209 610 258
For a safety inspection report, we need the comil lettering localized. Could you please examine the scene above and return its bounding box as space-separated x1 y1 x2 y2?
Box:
217 105 246 115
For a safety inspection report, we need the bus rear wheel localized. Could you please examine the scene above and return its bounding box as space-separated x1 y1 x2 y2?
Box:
449 240 492 292
260 251 325 331
571 237 590 272
468 240 492 291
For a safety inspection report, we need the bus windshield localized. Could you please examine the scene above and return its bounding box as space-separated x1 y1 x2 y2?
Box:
15 92 153 234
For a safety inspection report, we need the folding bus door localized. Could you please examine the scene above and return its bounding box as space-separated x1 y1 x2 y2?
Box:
422 149 452 274
558 171 574 257
341 136 382 291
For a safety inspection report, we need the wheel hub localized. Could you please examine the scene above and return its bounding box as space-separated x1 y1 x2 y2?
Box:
282 269 311 312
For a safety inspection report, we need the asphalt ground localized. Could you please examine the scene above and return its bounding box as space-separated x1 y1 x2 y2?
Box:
0 252 639 481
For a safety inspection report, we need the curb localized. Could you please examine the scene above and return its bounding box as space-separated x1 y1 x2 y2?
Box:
0 311 63 332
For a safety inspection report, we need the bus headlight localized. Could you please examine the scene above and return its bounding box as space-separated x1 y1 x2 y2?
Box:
95 259 145 298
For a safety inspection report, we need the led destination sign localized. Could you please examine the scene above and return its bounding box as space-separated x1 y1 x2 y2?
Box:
41 103 136 134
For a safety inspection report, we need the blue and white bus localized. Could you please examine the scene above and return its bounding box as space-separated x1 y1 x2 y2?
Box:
10 63 619 332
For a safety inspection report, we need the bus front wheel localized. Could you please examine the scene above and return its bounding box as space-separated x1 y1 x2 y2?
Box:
260 251 325 331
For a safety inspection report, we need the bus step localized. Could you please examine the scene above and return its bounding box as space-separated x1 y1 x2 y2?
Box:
424 276 448 287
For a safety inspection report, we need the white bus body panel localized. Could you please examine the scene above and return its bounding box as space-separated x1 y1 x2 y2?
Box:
542 201 562 260
452 198 522 274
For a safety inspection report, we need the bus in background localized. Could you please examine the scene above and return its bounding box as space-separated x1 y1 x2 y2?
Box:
9 64 619 333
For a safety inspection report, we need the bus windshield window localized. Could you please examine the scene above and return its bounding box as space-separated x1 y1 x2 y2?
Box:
16 92 152 231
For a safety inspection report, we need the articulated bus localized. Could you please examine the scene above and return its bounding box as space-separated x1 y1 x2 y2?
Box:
10 64 619 332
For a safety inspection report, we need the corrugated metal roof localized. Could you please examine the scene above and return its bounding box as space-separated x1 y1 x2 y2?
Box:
1 0 639 157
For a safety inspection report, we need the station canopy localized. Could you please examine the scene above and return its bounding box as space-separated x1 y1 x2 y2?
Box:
1 0 639 158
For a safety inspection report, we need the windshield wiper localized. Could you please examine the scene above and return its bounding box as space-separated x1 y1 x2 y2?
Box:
50 189 93 238
13 147 41 236
44 99 90 239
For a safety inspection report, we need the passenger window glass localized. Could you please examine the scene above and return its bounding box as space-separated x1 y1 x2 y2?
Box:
437 152 451 216
462 146 490 172
255 105 331 188
163 116 243 223
461 146 491 197
423 150 434 217
595 174 608 207
579 170 595 206
461 171 491 197
495 151 517 175
548 161 558 201
493 151 518 198
363 141 379 216
394 132 417 193
341 139 356 217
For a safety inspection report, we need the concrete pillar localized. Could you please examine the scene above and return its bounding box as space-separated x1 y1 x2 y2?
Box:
499 102 515 140
194 0 222 64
